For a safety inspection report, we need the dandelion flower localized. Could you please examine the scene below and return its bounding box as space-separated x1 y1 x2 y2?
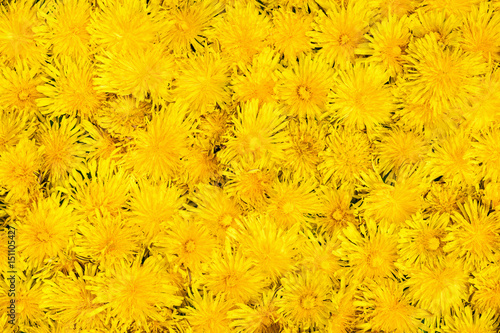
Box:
375 126 429 174
182 289 233 333
276 270 333 330
398 212 449 269
267 176 321 229
301 231 342 280
36 0 92 60
38 117 88 185
424 181 465 217
0 0 45 66
37 57 105 118
403 33 487 113
405 258 469 317
161 0 223 54
443 198 500 271
318 127 372 186
0 138 41 201
70 159 129 218
210 3 271 63
75 212 139 269
470 264 500 313
442 306 499 333
159 218 215 270
129 179 185 242
356 279 429 333
182 139 220 186
16 194 76 267
337 220 399 282
327 62 394 134
232 48 280 105
472 127 500 183
204 247 266 303
94 43 175 104
128 105 192 181
220 100 289 165
81 120 122 161
90 257 183 330
237 214 300 280
282 117 326 180
0 61 44 113
229 289 281 333
426 130 477 186
175 49 230 113
0 110 34 152
309 2 372 67
316 185 357 235
276 53 333 119
89 0 163 52
41 263 106 331
271 8 313 63
357 14 411 77
189 184 241 240
410 8 462 47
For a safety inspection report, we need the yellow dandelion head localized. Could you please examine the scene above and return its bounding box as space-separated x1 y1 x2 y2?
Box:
224 157 276 211
204 247 266 303
95 44 175 104
129 105 192 181
210 2 271 63
161 0 223 54
424 181 466 216
89 0 163 52
70 159 130 218
410 8 461 47
181 140 220 186
337 220 399 282
403 33 487 113
266 177 321 229
356 279 428 333
129 179 185 242
189 184 241 240
232 48 280 105
0 110 35 152
405 258 469 316
160 218 215 270
442 306 499 333
318 127 372 186
91 257 183 328
16 195 76 267
301 231 342 280
182 289 233 332
38 117 88 184
309 2 372 67
398 212 449 269
0 137 41 201
276 53 334 119
75 212 139 269
229 289 281 333
271 8 313 62
81 119 122 161
283 118 326 180
358 14 411 77
175 48 230 113
37 0 92 60
470 264 500 313
96 95 150 137
237 214 300 280
375 127 429 174
41 263 106 331
276 270 333 330
37 58 105 118
443 198 500 271
0 61 44 112
472 127 500 183
0 0 45 66
316 185 357 235
221 100 290 165
328 62 393 133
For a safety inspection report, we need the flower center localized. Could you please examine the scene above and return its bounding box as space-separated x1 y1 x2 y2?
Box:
427 237 440 251
249 137 261 152
297 85 312 101
331 209 344 221
184 240 196 253
283 202 295 214
18 90 29 101
339 34 350 46
300 294 317 310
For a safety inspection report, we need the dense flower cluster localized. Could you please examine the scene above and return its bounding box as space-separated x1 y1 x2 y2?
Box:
1 0 500 332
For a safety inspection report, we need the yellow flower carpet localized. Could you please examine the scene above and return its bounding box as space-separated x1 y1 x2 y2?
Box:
1 0 500 332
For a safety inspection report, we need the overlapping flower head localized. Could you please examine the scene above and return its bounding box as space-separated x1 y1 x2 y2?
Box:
1 0 500 332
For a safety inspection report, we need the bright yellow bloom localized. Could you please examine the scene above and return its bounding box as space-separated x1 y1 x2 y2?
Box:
301 231 342 280
442 306 499 333
0 61 44 113
182 289 233 333
276 53 334 119
410 8 462 47
276 270 333 330
229 289 280 333
0 110 35 152
470 264 500 313
316 185 357 235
